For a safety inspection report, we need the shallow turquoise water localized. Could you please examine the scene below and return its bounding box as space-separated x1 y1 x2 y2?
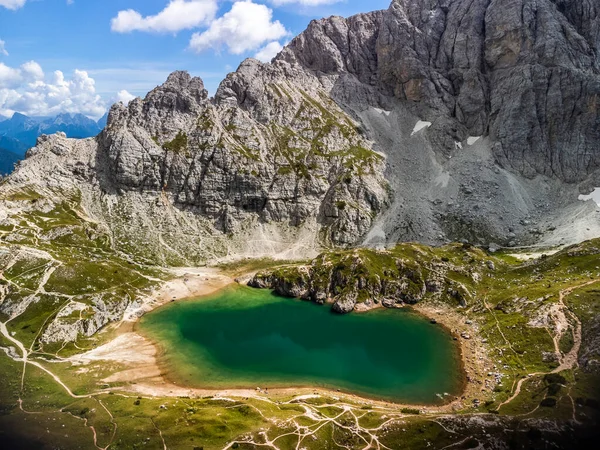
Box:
139 285 463 404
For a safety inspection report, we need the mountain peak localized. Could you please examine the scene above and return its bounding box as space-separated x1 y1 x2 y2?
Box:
164 70 193 85
10 112 31 123
5 0 600 249
160 71 207 96
97 112 109 129
0 111 102 158
55 112 74 120
140 71 209 115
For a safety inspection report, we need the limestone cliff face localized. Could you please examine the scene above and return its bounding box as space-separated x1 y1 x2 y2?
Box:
274 0 600 247
82 0 600 252
287 0 600 183
100 67 388 248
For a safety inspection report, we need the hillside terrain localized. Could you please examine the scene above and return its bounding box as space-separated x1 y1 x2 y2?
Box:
1 0 598 253
0 0 599 448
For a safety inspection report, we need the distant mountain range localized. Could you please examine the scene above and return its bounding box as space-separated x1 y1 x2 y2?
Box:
0 112 106 175
0 147 21 176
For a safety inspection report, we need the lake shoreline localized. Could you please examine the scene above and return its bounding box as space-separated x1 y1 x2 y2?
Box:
139 306 463 407
411 302 492 411
82 268 490 413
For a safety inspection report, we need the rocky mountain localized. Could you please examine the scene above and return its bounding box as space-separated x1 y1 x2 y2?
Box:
42 113 103 139
0 135 28 156
4 66 388 265
2 0 600 264
276 0 600 248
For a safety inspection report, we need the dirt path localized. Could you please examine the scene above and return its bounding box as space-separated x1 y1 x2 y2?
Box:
554 281 594 371
482 296 521 391
496 279 599 411
0 316 121 449
222 400 397 450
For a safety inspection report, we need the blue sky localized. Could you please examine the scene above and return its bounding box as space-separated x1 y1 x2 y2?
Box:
0 0 390 119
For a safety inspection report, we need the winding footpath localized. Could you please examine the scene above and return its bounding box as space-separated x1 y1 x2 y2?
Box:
496 279 599 412
222 401 398 450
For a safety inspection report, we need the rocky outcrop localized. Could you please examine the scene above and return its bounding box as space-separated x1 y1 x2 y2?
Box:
249 245 479 313
41 297 130 343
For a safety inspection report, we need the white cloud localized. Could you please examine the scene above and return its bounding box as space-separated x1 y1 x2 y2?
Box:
0 62 107 119
20 61 44 81
0 61 43 89
270 0 341 5
0 0 26 10
115 89 136 105
0 40 8 56
0 62 25 88
189 1 288 55
254 41 283 62
111 0 217 34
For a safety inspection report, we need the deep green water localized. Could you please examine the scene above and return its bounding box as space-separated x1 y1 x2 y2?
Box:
140 285 463 404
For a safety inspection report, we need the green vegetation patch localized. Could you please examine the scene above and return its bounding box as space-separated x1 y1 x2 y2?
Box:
163 131 189 154
44 259 141 296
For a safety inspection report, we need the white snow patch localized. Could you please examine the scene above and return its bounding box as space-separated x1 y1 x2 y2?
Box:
467 136 481 145
454 141 463 150
578 187 600 206
411 120 432 136
373 107 391 116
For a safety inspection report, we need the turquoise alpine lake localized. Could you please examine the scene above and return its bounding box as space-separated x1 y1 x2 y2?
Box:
139 285 464 404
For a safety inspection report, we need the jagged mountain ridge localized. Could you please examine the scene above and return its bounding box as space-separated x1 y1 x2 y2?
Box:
4 65 389 264
2 0 600 263
279 0 599 184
